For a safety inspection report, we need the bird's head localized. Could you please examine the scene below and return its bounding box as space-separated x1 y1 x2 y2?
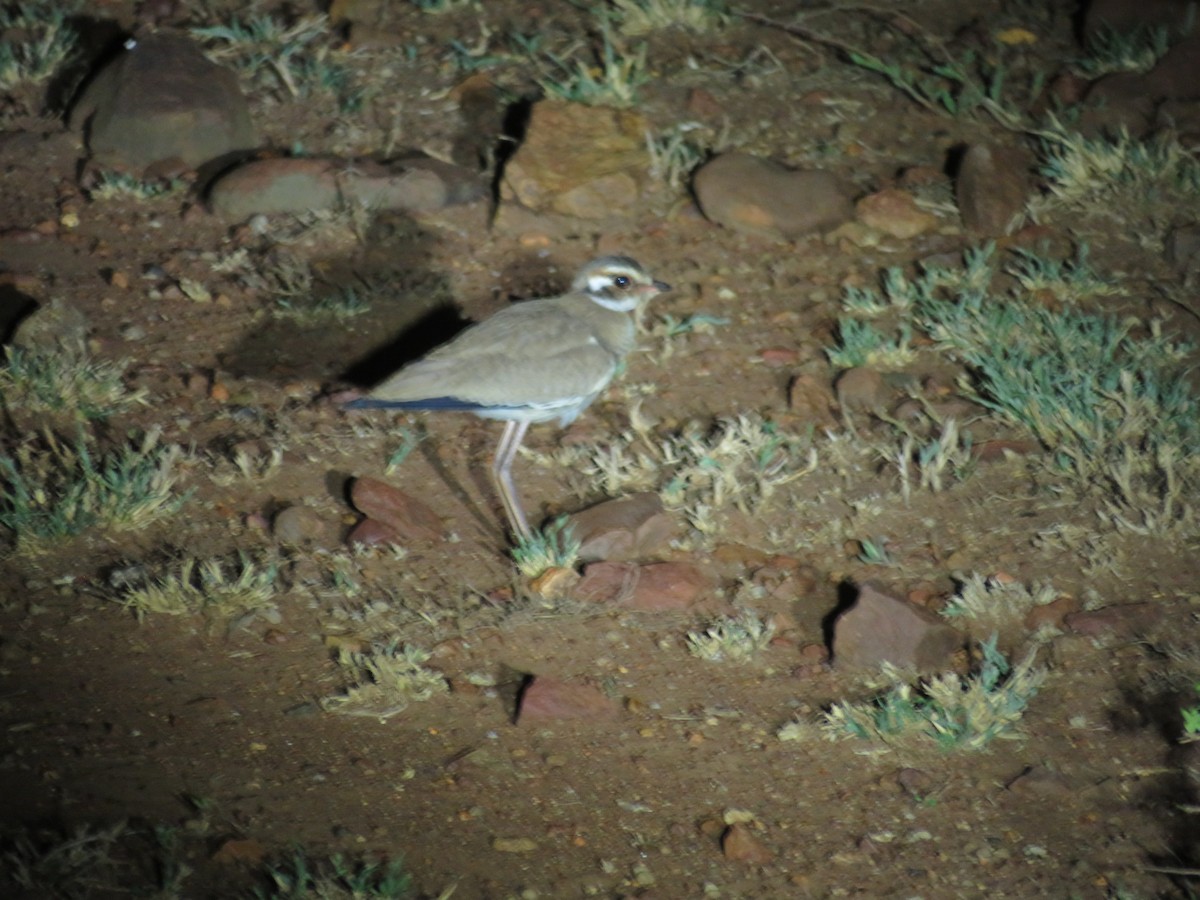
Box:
573 256 671 311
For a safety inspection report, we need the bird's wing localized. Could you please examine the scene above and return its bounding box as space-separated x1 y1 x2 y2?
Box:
366 302 622 408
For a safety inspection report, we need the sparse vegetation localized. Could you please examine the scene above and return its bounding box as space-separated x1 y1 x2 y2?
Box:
115 553 280 621
608 0 729 36
272 285 373 323
0 342 147 421
322 640 448 718
87 170 186 201
511 516 581 578
535 25 648 106
0 3 78 109
939 574 1059 634
0 431 185 551
257 849 412 899
822 637 1046 751
686 609 776 661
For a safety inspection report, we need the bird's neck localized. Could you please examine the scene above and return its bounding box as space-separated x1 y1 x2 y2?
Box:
587 292 640 312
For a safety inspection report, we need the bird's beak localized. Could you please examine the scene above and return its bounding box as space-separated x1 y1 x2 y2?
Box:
650 279 671 294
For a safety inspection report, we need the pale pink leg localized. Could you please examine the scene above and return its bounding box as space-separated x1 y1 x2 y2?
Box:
492 419 532 541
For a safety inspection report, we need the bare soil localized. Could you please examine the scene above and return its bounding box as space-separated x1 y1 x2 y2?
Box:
1 1 1198 898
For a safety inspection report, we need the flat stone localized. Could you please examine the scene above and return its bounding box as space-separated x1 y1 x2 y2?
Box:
576 561 711 611
855 188 938 239
69 32 256 172
1064 603 1168 638
565 492 675 562
956 143 1033 237
209 156 476 221
516 676 620 724
693 153 853 240
833 582 964 672
350 476 445 543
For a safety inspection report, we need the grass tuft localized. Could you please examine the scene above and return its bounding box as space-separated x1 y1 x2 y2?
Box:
822 636 1045 751
0 431 185 550
609 0 729 36
257 848 412 899
939 574 1059 634
0 3 78 107
535 25 648 106
0 342 147 421
116 554 280 622
511 517 581 578
322 640 448 718
686 610 776 661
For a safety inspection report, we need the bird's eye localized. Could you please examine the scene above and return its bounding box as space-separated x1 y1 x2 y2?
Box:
614 275 631 288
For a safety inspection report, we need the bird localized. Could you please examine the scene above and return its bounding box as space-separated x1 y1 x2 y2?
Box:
344 256 671 541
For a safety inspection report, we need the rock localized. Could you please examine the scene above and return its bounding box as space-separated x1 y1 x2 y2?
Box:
272 505 328 546
1082 33 1200 134
787 373 837 427
350 476 445 543
896 767 935 799
693 153 853 240
1006 765 1071 797
955 143 1033 236
208 155 480 221
564 492 675 562
575 561 711 610
833 582 965 672
516 676 620 724
721 823 774 865
500 101 649 219
1064 603 1168 638
10 299 89 350
855 188 938 239
759 346 799 367
346 518 403 547
492 836 538 853
835 367 890 412
528 566 581 601
1023 594 1080 632
69 33 256 172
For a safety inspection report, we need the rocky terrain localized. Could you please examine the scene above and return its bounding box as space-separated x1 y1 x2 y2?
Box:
1 0 1199 897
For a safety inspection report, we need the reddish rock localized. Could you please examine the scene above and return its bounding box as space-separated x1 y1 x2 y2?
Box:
721 823 774 865
787 373 837 427
346 517 404 548
1024 594 1080 631
855 188 938 239
1064 603 1168 638
517 676 620 724
956 143 1033 237
565 492 675 562
575 561 711 610
833 583 965 672
693 153 854 240
350 476 445 542
836 367 890 412
759 346 799 367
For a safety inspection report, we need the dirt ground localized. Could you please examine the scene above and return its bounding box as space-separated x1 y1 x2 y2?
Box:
1 1 1199 898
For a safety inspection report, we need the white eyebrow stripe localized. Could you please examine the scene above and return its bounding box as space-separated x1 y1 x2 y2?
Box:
587 273 619 293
